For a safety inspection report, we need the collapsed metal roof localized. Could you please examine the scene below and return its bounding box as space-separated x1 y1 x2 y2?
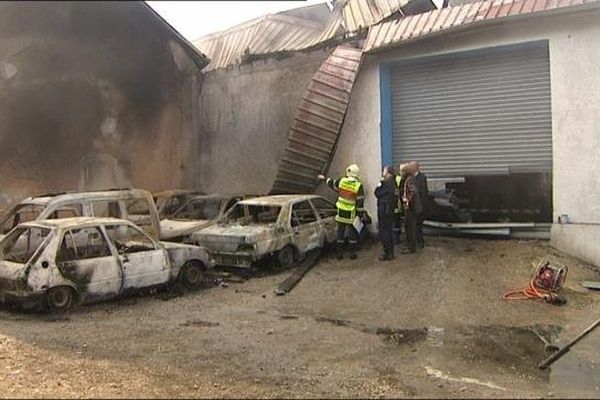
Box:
193 13 326 71
193 0 437 71
364 0 600 53
342 0 413 31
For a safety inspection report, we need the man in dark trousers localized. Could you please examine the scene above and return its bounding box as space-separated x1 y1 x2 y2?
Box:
393 164 405 244
375 165 396 261
410 161 428 248
400 163 422 254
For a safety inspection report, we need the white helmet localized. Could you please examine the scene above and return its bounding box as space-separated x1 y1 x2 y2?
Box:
346 164 360 178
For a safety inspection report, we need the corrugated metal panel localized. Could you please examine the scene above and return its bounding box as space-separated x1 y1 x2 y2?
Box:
365 0 600 52
342 0 412 31
193 14 324 71
271 45 363 194
390 42 552 178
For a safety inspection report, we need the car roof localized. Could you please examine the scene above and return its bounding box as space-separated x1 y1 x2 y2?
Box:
22 217 133 230
238 194 322 206
22 189 152 206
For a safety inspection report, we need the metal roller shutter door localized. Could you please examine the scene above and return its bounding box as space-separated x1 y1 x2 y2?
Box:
390 42 552 178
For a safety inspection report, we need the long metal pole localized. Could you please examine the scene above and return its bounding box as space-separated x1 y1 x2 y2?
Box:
538 317 600 370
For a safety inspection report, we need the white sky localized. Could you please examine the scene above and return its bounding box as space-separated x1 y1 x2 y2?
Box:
146 1 327 42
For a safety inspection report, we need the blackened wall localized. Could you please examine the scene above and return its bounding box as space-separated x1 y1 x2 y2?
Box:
196 50 330 195
0 1 200 211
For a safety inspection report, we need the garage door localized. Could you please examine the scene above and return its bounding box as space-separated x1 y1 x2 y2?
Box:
390 42 552 178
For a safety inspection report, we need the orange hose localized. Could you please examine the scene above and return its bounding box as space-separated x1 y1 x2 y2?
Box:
503 277 556 301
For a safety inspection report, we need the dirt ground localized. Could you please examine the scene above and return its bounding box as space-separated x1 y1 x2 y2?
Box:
0 237 599 398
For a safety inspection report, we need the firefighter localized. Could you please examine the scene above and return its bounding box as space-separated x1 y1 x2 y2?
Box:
318 164 365 260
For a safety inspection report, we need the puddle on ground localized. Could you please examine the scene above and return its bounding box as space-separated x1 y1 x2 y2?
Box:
550 333 600 398
312 313 600 393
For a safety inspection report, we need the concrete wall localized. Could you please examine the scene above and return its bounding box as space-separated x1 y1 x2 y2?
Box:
0 2 199 212
326 8 600 265
196 50 330 195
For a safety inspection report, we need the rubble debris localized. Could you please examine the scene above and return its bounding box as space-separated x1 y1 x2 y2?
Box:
425 366 506 391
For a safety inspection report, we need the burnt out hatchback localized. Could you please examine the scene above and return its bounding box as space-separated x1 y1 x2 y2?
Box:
0 218 213 312
189 195 337 269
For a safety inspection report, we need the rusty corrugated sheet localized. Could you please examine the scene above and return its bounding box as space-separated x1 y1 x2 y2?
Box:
271 45 363 195
343 0 412 31
193 14 324 71
365 0 600 52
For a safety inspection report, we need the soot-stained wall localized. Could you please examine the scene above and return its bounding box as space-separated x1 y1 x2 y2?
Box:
0 2 200 211
196 50 330 195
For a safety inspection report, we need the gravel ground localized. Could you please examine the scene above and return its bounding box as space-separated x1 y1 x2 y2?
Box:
0 237 598 398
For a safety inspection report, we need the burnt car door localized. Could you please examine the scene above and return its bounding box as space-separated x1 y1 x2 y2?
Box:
104 224 169 290
290 200 323 253
56 226 123 300
308 197 338 244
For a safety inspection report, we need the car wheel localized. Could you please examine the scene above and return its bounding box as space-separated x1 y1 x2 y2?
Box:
178 260 205 290
47 286 75 312
277 245 295 269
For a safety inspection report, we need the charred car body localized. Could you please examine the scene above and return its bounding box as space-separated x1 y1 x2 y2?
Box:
152 189 204 220
159 194 256 241
0 189 161 240
0 217 213 311
189 195 337 268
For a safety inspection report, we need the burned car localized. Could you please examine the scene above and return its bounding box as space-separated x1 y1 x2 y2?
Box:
0 217 213 311
189 195 337 268
152 189 204 220
159 194 254 241
0 189 161 240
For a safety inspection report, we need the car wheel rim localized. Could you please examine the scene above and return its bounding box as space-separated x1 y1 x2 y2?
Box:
185 265 202 284
280 247 293 267
50 288 70 308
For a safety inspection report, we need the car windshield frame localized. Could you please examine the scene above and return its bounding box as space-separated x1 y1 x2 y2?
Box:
0 225 52 265
222 203 282 226
0 203 46 234
171 197 223 221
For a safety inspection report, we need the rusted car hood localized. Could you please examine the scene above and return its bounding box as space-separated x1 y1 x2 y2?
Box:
159 219 212 240
191 224 274 250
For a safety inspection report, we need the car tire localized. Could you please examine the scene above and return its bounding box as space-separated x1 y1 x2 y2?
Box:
277 245 295 269
178 260 205 291
46 286 76 312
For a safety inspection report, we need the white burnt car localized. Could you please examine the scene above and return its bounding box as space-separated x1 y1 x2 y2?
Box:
159 194 248 241
0 218 213 311
189 195 337 268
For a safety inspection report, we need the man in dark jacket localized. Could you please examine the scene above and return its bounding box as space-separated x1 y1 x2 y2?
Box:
375 165 396 261
401 163 422 254
410 161 428 248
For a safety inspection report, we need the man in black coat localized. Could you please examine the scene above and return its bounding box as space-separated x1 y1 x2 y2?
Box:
411 161 428 248
401 163 422 254
374 165 396 261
